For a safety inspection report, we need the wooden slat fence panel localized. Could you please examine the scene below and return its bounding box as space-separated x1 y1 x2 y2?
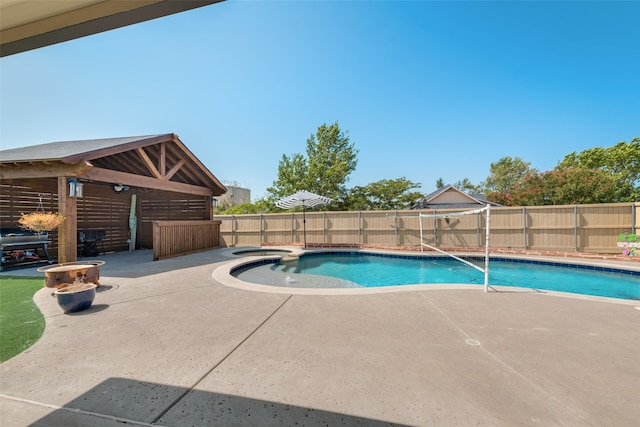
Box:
152 220 221 260
526 205 575 251
1 181 60 257
233 214 262 247
578 203 633 252
443 211 480 248
326 211 361 244
303 212 325 245
361 211 397 245
480 207 527 249
77 188 131 253
140 197 208 248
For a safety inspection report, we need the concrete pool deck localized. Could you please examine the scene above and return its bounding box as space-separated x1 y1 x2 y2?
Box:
1 248 639 426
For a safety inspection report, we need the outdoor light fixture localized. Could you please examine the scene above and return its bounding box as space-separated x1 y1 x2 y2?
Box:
68 178 84 198
113 184 129 193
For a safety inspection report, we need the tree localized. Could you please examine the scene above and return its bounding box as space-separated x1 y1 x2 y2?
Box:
344 178 422 210
483 156 535 193
557 138 640 202
488 166 617 206
453 178 481 194
483 156 537 205
267 122 358 207
537 167 616 205
268 153 307 201
435 178 445 189
215 198 273 215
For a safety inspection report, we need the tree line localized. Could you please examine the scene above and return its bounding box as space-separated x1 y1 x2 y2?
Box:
215 122 639 214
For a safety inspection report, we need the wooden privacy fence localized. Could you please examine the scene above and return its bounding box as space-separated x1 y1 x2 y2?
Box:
216 202 639 254
152 220 221 260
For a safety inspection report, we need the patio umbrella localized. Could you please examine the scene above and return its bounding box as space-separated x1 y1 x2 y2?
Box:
275 190 332 248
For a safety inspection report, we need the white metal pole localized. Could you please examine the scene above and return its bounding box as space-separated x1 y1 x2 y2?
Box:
484 204 491 292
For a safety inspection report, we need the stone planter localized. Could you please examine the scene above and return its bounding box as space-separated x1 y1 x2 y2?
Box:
53 283 97 313
38 261 105 288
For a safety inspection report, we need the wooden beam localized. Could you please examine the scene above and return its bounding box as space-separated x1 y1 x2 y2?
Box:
160 143 166 177
0 178 58 193
136 147 163 179
205 196 213 220
62 134 175 163
165 159 185 181
57 176 77 263
0 161 92 179
81 167 214 196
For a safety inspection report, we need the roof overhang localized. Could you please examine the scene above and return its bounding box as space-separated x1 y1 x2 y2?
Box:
1 0 223 57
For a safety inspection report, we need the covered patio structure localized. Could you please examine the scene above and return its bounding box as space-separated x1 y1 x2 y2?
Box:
0 133 226 263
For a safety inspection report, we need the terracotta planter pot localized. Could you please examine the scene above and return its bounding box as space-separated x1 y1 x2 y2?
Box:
38 261 105 288
53 283 97 313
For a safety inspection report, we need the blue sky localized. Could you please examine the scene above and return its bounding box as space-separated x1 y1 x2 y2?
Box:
1 0 638 200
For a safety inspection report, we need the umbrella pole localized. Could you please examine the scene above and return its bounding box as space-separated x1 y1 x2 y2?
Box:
303 205 307 248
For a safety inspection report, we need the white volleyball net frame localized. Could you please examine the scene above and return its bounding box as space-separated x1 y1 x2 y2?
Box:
413 204 492 292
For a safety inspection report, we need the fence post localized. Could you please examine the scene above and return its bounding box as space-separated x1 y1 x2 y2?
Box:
523 207 527 250
476 211 480 247
574 205 578 252
260 213 263 245
433 209 437 246
231 215 235 247
394 211 399 246
358 211 362 243
323 212 326 244
291 213 295 243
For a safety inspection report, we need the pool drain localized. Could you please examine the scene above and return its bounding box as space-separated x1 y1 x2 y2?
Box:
466 339 481 346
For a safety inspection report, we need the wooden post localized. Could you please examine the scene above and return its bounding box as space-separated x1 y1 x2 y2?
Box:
57 176 77 263
205 195 212 220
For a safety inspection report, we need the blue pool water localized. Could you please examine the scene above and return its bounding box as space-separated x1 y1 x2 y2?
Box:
232 252 640 300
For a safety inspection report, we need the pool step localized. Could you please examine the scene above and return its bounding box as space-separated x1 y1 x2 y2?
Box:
281 255 299 262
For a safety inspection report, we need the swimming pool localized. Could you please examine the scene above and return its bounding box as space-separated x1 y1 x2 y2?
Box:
231 252 640 300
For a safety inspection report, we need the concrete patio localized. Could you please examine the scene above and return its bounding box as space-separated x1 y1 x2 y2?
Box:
0 248 638 426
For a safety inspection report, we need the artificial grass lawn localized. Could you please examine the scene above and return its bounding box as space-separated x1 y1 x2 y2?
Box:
0 276 45 362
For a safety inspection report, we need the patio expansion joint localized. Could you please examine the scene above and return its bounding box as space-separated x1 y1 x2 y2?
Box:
150 294 294 424
416 291 590 424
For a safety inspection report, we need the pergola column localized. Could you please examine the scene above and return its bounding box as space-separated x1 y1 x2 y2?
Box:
57 176 77 263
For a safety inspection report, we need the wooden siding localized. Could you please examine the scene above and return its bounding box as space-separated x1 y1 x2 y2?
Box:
1 179 61 257
217 203 638 254
152 220 221 260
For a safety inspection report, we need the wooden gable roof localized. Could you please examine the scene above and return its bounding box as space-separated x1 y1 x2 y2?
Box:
0 133 226 197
